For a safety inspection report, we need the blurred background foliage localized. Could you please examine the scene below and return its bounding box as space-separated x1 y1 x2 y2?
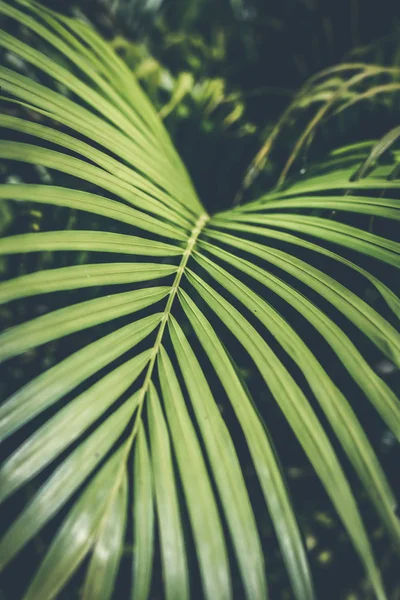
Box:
36 0 400 213
1 1 400 598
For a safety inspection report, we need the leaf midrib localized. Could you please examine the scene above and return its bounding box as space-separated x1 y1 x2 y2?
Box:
139 212 210 398
91 212 210 533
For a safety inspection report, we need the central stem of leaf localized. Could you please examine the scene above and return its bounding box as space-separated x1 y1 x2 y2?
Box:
101 212 209 510
132 211 209 434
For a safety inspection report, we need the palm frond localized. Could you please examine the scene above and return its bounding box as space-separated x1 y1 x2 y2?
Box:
240 62 400 195
0 2 400 600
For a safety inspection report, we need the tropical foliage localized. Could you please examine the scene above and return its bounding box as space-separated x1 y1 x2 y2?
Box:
0 1 400 599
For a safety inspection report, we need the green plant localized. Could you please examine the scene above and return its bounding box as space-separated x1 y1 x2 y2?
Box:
0 1 399 599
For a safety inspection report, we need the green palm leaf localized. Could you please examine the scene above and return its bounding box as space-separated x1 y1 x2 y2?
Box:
0 1 399 599
132 426 154 600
